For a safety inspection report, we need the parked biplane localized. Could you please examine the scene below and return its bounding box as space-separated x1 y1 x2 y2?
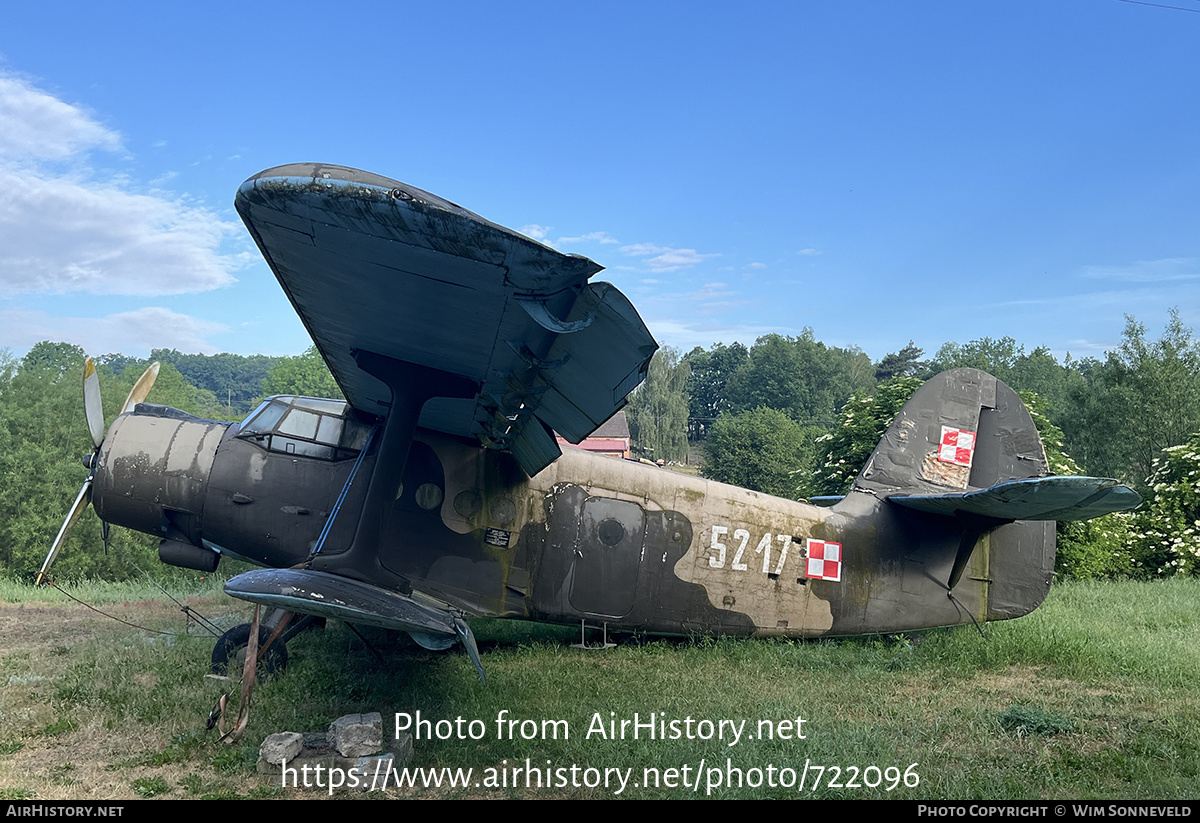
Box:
38 164 1140 681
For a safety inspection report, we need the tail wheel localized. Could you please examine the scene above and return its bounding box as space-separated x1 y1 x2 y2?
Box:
211 623 288 679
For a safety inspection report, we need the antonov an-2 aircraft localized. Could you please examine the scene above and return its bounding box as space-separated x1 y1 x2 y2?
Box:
38 163 1140 681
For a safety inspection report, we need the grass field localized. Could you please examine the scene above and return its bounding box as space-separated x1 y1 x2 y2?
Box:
1 577 1197 800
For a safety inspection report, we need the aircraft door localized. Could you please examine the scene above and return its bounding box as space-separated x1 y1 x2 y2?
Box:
204 434 341 566
568 497 646 618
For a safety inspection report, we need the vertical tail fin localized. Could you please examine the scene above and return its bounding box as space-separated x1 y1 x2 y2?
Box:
841 369 1138 607
855 368 1048 499
852 368 1139 521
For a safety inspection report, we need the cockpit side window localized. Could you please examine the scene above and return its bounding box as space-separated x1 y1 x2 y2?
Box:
341 419 371 452
240 400 288 435
316 415 344 446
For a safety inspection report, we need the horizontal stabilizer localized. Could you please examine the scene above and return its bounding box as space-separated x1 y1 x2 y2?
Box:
225 568 486 681
888 475 1141 522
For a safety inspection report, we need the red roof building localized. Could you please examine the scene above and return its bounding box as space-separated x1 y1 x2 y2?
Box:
556 410 631 459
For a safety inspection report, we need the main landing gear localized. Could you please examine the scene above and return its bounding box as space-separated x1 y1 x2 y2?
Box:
210 611 325 679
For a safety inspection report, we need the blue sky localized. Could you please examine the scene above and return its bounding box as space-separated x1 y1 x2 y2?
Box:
1 2 1197 365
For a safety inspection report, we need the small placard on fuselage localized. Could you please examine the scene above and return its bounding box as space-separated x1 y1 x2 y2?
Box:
484 528 511 548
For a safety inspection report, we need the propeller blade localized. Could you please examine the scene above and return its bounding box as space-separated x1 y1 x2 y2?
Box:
121 361 160 415
36 479 93 586
83 358 104 450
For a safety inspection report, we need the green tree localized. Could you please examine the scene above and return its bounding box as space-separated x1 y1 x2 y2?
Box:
0 347 15 400
262 345 343 400
724 331 873 427
702 407 818 498
874 341 925 382
0 348 17 569
925 337 1083 432
926 336 1024 383
103 361 223 421
925 337 1080 405
1061 311 1200 486
1126 433 1200 577
626 348 690 462
0 343 220 581
147 349 283 415
0 343 114 578
1008 347 1080 420
1017 390 1138 581
683 342 748 440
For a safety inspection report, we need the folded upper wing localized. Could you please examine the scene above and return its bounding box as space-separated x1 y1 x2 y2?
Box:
236 164 657 475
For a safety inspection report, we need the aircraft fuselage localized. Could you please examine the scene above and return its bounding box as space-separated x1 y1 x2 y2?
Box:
91 400 1054 639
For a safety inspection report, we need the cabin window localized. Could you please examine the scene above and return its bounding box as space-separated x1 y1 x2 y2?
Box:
241 400 288 435
275 436 335 460
278 409 320 440
292 397 350 416
235 395 371 461
341 419 371 451
316 415 343 446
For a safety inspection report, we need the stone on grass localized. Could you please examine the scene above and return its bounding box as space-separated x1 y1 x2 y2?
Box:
260 731 305 765
328 712 383 757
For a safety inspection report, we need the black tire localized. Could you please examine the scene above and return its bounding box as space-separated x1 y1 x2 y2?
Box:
211 623 288 678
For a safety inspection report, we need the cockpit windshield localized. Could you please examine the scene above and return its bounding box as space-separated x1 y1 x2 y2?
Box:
238 396 372 460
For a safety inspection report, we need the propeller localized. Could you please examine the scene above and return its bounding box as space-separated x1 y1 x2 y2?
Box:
35 358 160 585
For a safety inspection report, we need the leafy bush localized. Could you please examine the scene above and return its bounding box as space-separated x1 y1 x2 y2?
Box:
1056 512 1140 580
1127 433 1200 577
805 377 923 498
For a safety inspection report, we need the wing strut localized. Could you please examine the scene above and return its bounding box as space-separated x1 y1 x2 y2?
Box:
309 350 476 588
309 424 377 560
946 516 996 592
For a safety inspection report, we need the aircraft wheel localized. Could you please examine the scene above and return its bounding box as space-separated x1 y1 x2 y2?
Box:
211 623 288 679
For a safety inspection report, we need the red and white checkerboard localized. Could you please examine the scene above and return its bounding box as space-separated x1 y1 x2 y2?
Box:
806 538 842 581
938 426 976 467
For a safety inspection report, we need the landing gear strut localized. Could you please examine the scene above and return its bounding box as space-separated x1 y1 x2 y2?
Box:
210 612 324 678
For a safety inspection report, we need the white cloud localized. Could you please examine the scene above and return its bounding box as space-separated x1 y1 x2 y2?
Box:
1059 337 1120 359
519 224 550 240
0 74 121 163
620 243 716 272
691 282 735 300
747 262 767 269
689 282 749 314
646 319 788 351
1080 257 1199 283
797 248 821 256
1 306 230 355
556 231 619 246
0 170 239 295
621 243 670 256
0 72 240 297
